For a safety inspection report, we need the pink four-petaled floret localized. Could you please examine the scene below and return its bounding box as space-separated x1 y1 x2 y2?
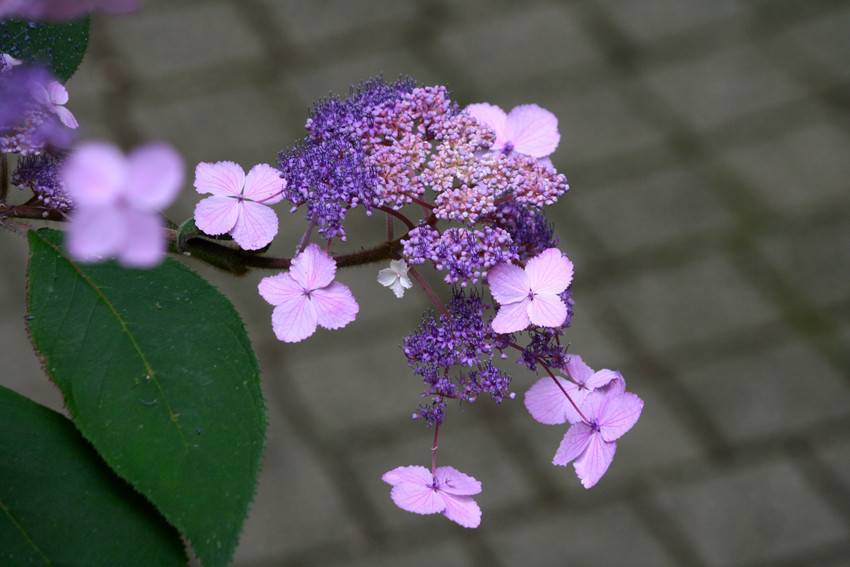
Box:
487 247 574 334
382 465 482 528
193 161 285 251
258 244 359 343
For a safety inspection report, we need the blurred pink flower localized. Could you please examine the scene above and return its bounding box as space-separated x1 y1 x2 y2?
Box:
32 80 78 129
62 141 184 267
258 244 358 343
487 247 574 334
553 389 644 488
465 102 560 158
193 161 284 251
382 465 482 528
525 354 624 425
0 0 138 20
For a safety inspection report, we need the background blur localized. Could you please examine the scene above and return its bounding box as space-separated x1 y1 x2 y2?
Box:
2 0 850 565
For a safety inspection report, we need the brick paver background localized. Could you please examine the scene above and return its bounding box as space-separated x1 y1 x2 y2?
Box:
2 1 850 565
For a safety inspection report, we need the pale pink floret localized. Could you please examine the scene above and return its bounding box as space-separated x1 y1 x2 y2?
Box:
382 465 482 528
553 389 644 489
487 247 574 334
524 355 624 425
32 80 78 129
258 244 359 343
465 102 560 158
193 161 285 251
62 141 184 268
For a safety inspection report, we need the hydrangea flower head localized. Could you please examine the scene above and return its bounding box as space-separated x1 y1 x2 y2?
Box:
62 141 184 267
525 355 623 425
488 247 574 334
377 259 412 298
193 161 285 250
553 388 643 488
465 102 560 158
382 465 482 528
258 244 359 343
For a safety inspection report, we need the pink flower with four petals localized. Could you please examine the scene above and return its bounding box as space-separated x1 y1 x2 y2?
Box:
382 465 482 528
524 354 624 425
553 389 644 489
258 244 359 343
465 102 560 159
33 80 78 129
63 141 184 268
194 161 285 250
487 247 574 334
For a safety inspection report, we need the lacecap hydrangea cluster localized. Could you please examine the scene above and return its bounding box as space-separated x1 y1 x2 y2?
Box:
269 78 643 527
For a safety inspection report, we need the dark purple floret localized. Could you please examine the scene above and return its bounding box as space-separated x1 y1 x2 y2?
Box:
413 399 446 427
471 362 513 403
493 201 559 261
12 152 72 211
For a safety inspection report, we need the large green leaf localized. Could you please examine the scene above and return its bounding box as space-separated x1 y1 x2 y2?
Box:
26 229 266 567
0 18 90 82
0 384 185 566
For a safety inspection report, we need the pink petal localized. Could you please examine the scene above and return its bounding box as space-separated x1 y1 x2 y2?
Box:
117 210 165 268
382 465 432 487
441 494 481 528
66 205 126 263
124 143 184 212
574 434 616 489
62 142 127 207
434 466 482 496
390 483 445 515
230 201 278 251
465 102 508 149
565 354 594 386
505 104 560 158
242 163 285 205
491 298 531 334
552 422 593 466
526 248 573 295
47 81 69 105
487 263 529 305
311 282 359 330
194 196 240 236
54 105 78 129
194 161 244 197
598 392 644 442
527 294 567 327
580 390 607 422
604 375 627 396
258 272 303 307
31 82 50 105
271 295 317 343
290 244 336 291
585 369 622 391
524 377 588 425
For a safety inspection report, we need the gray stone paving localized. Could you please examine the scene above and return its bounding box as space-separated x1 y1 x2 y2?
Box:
1 0 849 565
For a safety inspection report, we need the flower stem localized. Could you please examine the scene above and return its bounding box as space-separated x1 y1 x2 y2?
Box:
431 422 441 475
295 220 315 255
378 206 416 230
409 266 448 316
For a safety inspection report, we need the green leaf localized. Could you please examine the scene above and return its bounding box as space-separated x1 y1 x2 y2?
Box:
0 18 90 82
26 229 266 567
0 384 186 566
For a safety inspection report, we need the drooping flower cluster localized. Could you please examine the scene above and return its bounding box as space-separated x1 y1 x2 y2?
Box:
403 290 513 426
